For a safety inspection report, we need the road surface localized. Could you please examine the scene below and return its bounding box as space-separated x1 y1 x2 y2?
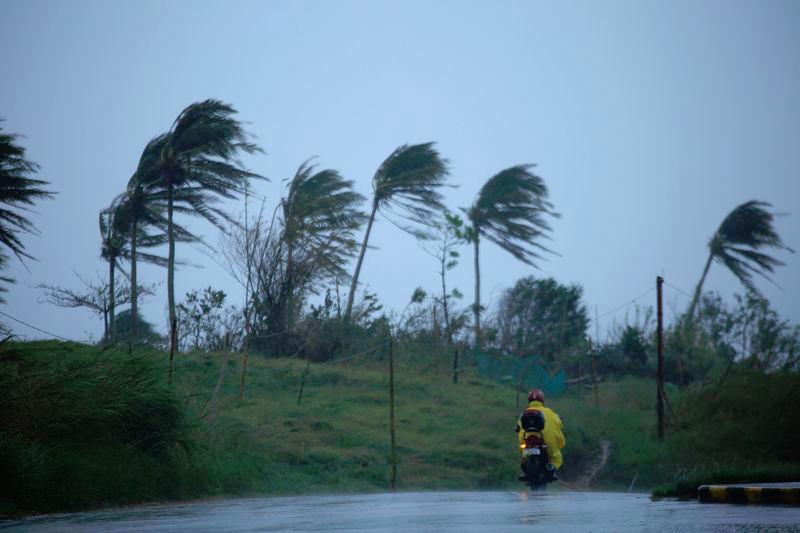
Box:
2 491 799 532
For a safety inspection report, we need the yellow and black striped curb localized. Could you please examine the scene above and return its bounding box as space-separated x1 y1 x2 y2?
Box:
698 484 800 505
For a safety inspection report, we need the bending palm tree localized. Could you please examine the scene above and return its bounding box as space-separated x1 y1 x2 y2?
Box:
100 198 173 342
345 143 450 318
464 165 559 345
0 121 53 300
686 200 793 321
116 135 197 341
282 159 365 299
154 99 264 358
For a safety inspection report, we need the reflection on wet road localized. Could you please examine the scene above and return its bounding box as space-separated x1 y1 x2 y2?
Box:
2 491 799 532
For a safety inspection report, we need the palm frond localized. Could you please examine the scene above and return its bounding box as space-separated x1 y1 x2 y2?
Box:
373 142 451 231
0 121 54 261
710 200 794 293
468 164 559 265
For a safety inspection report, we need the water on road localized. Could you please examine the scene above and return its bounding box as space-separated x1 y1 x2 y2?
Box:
2 491 799 532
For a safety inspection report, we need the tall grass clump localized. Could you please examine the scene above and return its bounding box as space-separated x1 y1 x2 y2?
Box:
0 341 263 515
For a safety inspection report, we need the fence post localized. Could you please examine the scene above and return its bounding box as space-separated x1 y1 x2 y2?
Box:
452 347 459 384
296 359 312 406
389 339 397 491
210 333 232 420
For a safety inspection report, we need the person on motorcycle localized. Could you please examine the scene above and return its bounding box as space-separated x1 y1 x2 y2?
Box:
516 388 565 481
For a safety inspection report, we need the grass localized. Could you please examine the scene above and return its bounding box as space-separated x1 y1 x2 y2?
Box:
3 341 798 515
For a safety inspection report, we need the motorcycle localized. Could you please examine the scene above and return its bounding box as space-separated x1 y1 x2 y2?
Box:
520 434 551 490
518 408 554 490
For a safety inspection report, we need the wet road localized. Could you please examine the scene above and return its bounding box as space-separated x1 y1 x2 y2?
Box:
2 491 799 532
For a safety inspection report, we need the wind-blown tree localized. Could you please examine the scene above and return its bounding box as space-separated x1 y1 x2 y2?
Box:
0 121 53 300
153 99 264 356
345 143 450 318
686 200 793 321
282 159 365 325
419 211 467 345
114 135 198 341
37 273 155 340
464 165 559 345
100 201 170 342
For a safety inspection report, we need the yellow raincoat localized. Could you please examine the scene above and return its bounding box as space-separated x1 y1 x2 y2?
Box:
516 400 565 469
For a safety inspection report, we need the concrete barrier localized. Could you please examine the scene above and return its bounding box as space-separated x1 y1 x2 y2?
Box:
698 483 800 505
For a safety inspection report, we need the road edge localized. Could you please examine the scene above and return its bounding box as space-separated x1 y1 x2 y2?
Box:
697 484 800 506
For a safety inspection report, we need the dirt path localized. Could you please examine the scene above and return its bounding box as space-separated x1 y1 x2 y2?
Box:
574 440 612 490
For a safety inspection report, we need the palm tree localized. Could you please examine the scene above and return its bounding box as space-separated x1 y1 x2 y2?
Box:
100 198 173 342
154 99 264 356
686 200 793 321
0 121 53 300
464 165 559 345
115 135 197 342
345 143 450 318
282 159 366 299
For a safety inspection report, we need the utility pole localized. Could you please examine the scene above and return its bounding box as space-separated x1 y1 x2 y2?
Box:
389 339 397 491
589 339 599 408
656 276 664 442
592 306 600 407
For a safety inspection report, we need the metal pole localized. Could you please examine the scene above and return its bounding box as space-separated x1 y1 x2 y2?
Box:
657 276 664 442
389 339 397 491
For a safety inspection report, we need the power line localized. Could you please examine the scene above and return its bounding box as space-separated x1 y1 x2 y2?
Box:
665 281 693 299
0 309 77 342
595 286 656 322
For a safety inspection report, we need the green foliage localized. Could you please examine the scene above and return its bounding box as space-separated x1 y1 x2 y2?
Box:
111 309 162 346
687 200 794 319
0 122 54 262
492 276 589 363
0 341 263 516
651 370 800 498
708 201 794 294
465 165 558 265
372 143 451 235
177 287 243 352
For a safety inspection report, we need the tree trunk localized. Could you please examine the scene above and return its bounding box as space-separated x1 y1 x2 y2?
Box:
687 252 714 322
167 182 177 380
108 259 116 343
440 250 452 345
472 233 482 346
130 218 138 343
345 200 378 319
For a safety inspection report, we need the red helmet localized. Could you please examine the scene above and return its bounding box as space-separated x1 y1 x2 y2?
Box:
528 389 545 403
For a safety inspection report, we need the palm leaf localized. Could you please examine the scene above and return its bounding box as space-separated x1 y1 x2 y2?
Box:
467 164 559 265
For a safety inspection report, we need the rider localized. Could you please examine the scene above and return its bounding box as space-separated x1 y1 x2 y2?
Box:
516 388 565 481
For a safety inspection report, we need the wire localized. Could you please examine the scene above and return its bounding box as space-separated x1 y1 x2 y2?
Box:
595 287 656 322
0 309 78 342
317 340 391 366
665 281 693 299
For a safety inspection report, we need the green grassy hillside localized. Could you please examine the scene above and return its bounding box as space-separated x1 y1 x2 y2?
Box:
3 341 798 514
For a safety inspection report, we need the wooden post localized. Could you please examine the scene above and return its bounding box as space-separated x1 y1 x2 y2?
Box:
452 347 459 384
210 333 231 420
389 339 397 491
168 318 177 385
296 359 312 406
656 276 665 442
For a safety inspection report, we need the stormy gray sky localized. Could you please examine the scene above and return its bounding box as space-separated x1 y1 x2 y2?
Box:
1 0 798 342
